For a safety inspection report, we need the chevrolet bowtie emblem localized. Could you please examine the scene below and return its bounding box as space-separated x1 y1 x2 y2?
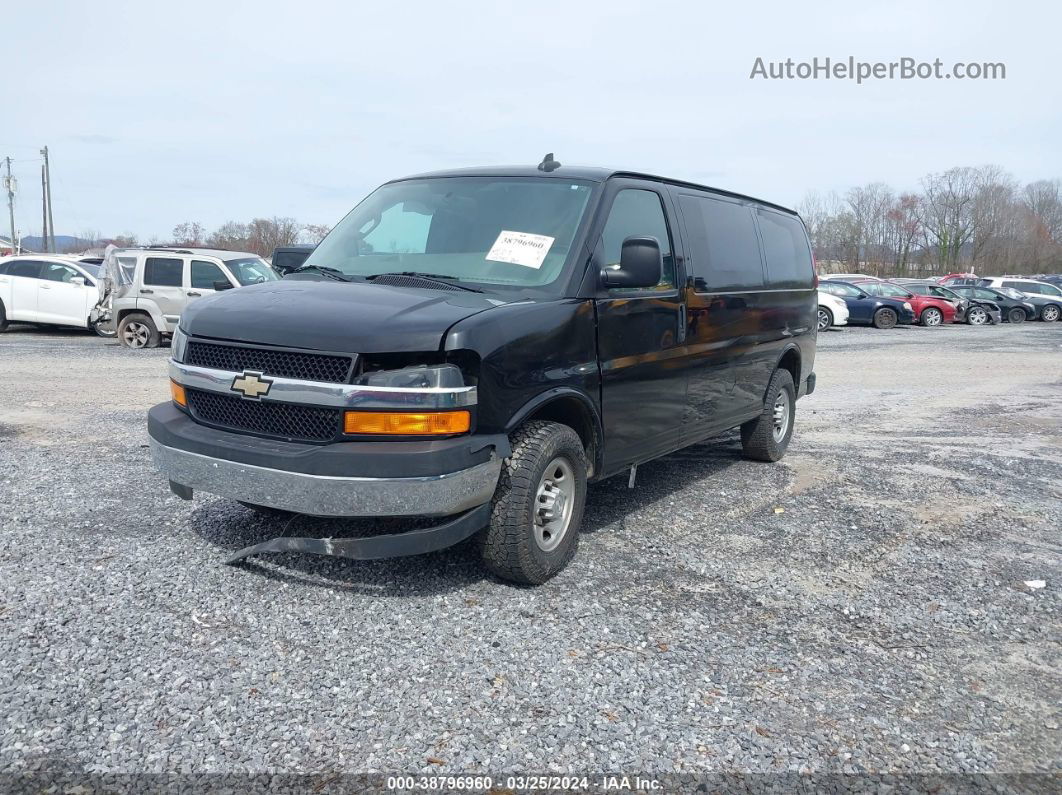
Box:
230 370 273 399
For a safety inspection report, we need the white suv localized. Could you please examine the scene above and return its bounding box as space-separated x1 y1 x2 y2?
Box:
111 248 278 348
0 255 108 334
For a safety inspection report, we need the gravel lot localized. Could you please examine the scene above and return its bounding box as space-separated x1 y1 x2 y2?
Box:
1 321 1060 784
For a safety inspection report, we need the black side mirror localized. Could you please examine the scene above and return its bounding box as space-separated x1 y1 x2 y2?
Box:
857 292 868 299
214 280 235 291
601 236 662 289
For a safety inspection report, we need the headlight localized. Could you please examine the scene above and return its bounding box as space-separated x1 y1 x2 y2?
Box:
903 302 912 311
171 326 189 363
354 363 465 389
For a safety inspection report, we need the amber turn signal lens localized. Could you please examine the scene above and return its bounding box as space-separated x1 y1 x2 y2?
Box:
343 410 470 436
170 380 187 407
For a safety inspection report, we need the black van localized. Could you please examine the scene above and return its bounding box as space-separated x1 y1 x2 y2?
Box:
149 158 817 584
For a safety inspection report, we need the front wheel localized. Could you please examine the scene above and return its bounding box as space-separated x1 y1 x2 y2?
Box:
920 307 943 327
90 318 117 338
816 306 833 332
1007 307 1026 324
966 306 989 325
478 421 587 585
0 301 8 333
873 307 898 329
741 368 795 463
1040 304 1060 322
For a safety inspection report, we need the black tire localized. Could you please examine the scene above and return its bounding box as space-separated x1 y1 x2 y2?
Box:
966 306 989 325
873 307 898 329
1040 304 1060 323
238 501 294 518
0 300 8 333
118 312 160 349
478 420 587 585
90 317 117 338
920 307 943 327
741 368 796 463
1007 307 1026 324
816 306 833 332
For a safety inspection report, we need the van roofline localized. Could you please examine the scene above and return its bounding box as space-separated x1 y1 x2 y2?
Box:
387 165 799 216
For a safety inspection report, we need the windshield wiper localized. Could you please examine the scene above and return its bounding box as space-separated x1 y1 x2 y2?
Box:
367 272 483 293
287 264 355 282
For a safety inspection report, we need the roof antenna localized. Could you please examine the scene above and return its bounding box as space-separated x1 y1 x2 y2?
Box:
537 152 561 172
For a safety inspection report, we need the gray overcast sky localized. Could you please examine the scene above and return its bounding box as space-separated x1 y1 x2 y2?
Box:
5 0 1061 240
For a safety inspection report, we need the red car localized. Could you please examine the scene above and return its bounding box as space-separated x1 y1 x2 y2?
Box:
850 279 958 326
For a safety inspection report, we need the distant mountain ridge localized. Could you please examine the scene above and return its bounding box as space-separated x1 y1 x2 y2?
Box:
19 235 94 252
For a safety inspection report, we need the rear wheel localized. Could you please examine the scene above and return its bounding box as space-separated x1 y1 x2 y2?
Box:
741 368 795 463
1040 304 1060 322
0 301 8 333
816 306 833 332
1007 307 1026 324
966 306 989 325
118 313 160 348
873 307 898 329
920 307 943 326
478 421 587 585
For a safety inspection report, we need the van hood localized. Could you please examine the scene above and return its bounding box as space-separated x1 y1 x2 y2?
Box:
179 279 514 354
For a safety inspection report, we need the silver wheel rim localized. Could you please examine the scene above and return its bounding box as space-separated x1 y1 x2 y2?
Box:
924 309 941 326
122 321 150 348
969 308 987 325
817 308 830 331
1044 306 1059 322
533 457 575 553
772 389 791 442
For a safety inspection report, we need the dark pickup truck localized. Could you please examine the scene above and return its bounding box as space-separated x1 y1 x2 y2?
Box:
149 157 817 584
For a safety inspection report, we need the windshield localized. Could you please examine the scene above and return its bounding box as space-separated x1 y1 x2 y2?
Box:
226 257 279 285
824 282 863 297
873 283 911 297
1000 287 1027 299
305 177 595 290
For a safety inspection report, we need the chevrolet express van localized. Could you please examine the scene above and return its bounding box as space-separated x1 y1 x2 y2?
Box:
149 159 817 584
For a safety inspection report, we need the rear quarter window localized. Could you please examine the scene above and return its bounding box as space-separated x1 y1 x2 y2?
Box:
144 257 184 287
756 209 814 289
677 194 763 292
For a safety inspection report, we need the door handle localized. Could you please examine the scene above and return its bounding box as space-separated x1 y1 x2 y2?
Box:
40 284 52 290
187 291 202 297
140 289 153 294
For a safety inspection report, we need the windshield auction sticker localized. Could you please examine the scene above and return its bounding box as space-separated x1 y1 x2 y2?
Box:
486 230 555 269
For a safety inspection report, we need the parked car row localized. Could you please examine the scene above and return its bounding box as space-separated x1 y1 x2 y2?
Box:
0 248 279 346
816 273 1061 330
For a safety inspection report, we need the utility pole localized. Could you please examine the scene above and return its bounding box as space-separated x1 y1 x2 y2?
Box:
40 147 55 253
4 157 15 257
41 164 49 251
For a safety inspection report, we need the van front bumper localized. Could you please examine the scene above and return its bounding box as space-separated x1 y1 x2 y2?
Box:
147 403 506 519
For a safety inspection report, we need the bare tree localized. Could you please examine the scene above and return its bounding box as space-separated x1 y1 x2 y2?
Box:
302 224 331 245
919 167 980 272
206 221 250 251
246 217 302 257
172 221 205 247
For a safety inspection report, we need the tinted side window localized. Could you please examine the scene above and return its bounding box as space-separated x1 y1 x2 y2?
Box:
41 263 79 282
7 260 43 278
144 257 183 287
757 209 814 289
678 194 762 292
600 189 674 289
191 260 227 290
